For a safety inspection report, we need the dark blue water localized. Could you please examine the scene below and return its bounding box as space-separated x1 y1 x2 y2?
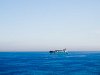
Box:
0 51 100 75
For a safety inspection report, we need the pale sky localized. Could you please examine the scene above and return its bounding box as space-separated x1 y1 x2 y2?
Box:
0 0 100 51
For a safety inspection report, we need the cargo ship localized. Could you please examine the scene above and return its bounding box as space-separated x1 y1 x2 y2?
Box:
49 48 68 54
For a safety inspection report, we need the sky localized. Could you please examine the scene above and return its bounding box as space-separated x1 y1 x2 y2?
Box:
0 0 100 51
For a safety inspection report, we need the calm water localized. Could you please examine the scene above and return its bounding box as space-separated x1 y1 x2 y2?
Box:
0 51 100 75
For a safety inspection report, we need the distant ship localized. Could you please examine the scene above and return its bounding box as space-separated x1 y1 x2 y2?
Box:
49 48 68 54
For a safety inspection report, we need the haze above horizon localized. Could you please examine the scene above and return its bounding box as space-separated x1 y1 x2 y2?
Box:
0 0 100 51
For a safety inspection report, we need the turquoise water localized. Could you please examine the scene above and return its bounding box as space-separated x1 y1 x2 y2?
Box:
0 51 100 75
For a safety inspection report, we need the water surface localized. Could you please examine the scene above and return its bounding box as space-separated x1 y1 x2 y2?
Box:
0 51 100 75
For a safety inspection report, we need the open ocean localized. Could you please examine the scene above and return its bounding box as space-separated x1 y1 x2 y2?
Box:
0 51 100 75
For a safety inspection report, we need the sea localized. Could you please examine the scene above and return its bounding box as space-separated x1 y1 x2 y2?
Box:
0 51 100 75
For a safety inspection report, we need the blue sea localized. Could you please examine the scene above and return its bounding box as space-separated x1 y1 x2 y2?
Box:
0 51 100 75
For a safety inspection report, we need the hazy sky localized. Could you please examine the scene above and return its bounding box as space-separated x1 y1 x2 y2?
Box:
0 0 100 51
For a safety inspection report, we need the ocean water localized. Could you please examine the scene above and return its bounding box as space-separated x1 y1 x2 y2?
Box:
0 51 100 75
